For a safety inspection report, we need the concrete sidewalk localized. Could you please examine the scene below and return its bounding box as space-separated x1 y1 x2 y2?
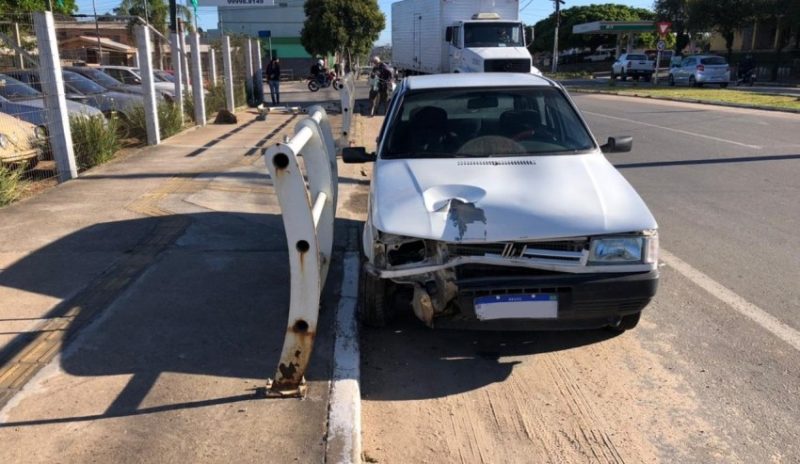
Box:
0 109 368 462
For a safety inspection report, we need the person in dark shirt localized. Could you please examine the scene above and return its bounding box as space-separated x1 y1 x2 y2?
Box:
266 57 281 105
371 56 393 115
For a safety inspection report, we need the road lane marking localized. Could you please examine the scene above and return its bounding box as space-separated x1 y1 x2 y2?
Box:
582 111 763 149
661 249 800 352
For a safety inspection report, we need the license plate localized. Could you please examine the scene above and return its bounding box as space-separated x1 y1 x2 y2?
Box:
474 294 558 320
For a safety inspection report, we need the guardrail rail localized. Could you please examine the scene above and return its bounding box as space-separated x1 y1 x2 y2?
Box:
264 105 338 397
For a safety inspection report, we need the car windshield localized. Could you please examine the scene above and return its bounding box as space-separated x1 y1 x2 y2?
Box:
72 68 125 88
63 70 105 95
0 74 41 100
626 54 647 61
134 68 167 82
464 22 524 47
701 57 727 65
154 71 175 82
382 86 595 158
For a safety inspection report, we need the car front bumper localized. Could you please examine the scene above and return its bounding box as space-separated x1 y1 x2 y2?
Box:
435 269 659 330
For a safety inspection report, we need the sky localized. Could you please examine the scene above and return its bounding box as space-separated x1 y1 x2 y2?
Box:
74 0 654 44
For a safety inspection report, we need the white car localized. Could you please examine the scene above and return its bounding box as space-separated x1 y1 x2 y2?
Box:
584 50 613 62
344 73 659 331
611 53 655 81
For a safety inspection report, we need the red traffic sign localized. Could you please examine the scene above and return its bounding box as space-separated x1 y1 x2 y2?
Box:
657 21 672 37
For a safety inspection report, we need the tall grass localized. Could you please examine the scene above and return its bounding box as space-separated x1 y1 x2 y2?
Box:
70 115 121 170
128 101 185 141
183 84 228 121
0 163 24 206
235 82 247 108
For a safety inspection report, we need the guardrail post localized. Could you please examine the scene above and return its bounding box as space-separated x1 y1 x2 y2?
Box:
135 25 160 145
189 31 206 126
339 73 356 140
33 11 77 182
222 35 235 112
264 107 337 397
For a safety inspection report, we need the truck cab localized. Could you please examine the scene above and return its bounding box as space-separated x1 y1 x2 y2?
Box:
445 14 534 73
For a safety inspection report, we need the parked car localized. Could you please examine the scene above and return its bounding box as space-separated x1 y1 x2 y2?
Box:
668 55 730 88
611 53 655 81
0 112 43 167
4 69 141 120
343 73 659 331
584 50 614 62
98 66 175 99
64 66 145 95
0 74 103 127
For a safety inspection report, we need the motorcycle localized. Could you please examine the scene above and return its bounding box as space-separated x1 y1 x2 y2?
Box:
736 70 756 86
307 71 342 92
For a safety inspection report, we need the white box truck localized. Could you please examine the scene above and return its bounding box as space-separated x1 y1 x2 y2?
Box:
391 0 537 75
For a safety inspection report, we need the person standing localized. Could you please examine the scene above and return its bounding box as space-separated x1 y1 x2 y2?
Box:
266 57 281 105
371 56 393 116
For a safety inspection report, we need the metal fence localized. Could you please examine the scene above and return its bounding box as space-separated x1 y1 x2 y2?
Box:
0 12 258 207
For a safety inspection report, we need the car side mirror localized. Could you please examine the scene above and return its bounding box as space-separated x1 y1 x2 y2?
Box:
601 136 633 153
445 27 453 43
342 146 376 163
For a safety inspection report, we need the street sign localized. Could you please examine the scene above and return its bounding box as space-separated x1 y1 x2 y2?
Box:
657 40 666 51
657 21 672 37
258 30 271 39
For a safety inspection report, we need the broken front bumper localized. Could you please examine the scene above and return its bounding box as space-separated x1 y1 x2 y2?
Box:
438 269 659 330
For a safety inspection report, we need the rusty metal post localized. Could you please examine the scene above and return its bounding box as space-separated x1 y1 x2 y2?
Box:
264 108 337 397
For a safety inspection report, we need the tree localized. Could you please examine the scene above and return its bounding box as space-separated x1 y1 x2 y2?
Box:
115 0 193 68
688 0 757 59
0 0 77 15
300 0 385 58
528 3 654 53
753 0 799 80
654 0 691 53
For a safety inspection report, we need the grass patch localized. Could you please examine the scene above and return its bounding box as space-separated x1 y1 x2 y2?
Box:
0 163 24 206
70 115 121 170
129 101 185 141
544 71 593 80
572 86 800 111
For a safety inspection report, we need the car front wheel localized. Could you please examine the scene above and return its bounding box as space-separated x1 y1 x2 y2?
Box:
360 267 394 327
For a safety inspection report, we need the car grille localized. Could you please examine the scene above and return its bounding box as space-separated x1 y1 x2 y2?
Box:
484 59 530 73
448 239 588 263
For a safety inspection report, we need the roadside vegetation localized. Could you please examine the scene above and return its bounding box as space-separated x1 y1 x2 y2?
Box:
0 163 24 206
570 86 800 111
70 115 121 170
129 101 185 140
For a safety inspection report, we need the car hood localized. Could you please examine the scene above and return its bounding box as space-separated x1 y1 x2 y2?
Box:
372 153 657 243
17 98 103 118
468 46 532 61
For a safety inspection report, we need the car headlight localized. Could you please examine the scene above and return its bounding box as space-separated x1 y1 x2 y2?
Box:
588 236 645 264
0 134 8 149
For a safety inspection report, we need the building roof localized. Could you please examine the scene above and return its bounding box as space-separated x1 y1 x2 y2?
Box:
55 21 130 31
60 36 136 53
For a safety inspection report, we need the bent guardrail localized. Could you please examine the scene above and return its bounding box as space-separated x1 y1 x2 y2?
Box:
340 73 356 140
264 105 338 397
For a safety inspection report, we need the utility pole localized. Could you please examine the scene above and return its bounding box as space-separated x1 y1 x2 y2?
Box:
551 0 564 73
92 0 103 65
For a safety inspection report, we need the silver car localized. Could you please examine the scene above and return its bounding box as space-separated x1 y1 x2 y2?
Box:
668 55 730 88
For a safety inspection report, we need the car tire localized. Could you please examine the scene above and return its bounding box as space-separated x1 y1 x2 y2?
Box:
720 83 728 88
689 76 698 87
360 266 394 327
620 72 627 82
611 71 617 80
606 312 641 332
668 74 675 86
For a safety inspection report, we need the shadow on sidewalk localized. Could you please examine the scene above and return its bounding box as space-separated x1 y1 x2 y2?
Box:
0 212 360 427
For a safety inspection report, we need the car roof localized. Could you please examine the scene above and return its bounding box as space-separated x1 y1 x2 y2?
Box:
405 73 555 90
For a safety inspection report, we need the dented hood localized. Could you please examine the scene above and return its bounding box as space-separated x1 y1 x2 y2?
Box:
372 154 657 243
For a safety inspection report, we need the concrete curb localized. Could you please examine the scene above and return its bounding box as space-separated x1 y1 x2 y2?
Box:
568 88 800 114
325 252 362 464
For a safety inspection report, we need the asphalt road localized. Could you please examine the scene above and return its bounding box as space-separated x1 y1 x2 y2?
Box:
359 90 800 462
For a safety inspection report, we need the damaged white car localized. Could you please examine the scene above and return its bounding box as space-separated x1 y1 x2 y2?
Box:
343 73 658 331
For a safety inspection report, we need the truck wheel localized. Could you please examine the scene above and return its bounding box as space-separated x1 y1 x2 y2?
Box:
360 267 394 327
620 72 627 82
606 312 641 332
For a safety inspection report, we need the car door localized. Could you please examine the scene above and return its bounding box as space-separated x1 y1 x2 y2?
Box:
613 54 625 74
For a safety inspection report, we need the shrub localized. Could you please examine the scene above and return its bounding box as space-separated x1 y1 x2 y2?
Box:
128 101 185 141
70 115 121 170
235 82 247 108
0 163 24 206
205 83 227 117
